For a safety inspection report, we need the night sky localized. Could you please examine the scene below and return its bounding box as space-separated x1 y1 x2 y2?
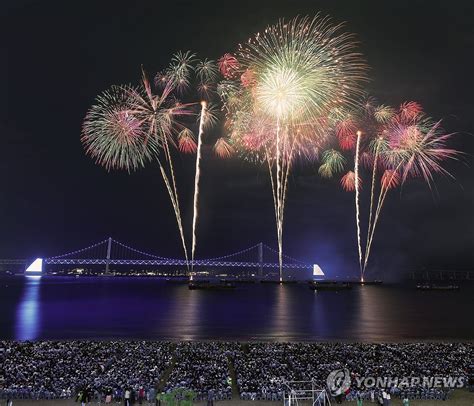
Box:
1 0 473 279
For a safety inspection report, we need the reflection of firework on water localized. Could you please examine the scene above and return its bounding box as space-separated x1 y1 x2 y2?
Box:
220 15 367 280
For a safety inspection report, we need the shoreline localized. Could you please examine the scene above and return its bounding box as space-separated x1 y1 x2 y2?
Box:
4 391 474 406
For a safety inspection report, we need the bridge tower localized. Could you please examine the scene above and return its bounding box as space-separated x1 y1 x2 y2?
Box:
105 237 112 274
258 242 263 277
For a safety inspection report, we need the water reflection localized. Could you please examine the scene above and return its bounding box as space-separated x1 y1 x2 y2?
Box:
355 285 395 341
165 286 202 340
1 277 472 341
268 284 291 339
15 276 42 340
310 290 330 339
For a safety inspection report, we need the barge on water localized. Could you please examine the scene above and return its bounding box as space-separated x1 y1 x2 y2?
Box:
309 281 352 291
357 280 383 285
416 283 460 291
188 280 236 290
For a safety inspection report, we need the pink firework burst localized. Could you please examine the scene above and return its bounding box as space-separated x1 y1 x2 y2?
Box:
108 109 143 142
240 68 256 87
381 169 400 189
242 133 264 151
390 123 423 150
341 170 362 192
218 53 239 79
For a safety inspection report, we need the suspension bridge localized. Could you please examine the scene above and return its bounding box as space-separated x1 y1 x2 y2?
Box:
4 238 317 276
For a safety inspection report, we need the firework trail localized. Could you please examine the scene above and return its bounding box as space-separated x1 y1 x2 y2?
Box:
362 109 459 273
134 69 191 269
363 165 402 275
275 119 284 280
363 138 380 275
190 101 207 276
354 130 363 278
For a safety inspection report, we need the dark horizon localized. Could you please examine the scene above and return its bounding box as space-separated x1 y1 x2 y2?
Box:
1 0 473 279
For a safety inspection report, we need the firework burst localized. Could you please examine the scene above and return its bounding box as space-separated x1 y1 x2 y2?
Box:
82 66 195 267
341 170 361 192
220 15 367 280
178 128 197 154
82 86 160 172
218 53 239 78
328 98 460 280
214 137 234 159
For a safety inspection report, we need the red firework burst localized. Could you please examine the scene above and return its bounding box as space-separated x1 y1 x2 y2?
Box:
218 53 239 79
336 119 357 150
178 129 197 154
341 171 362 192
399 101 423 122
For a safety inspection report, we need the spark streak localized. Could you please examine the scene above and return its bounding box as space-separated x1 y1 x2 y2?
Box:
354 130 363 277
190 101 207 277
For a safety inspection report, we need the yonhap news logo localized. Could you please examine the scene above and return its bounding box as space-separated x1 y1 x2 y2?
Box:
353 376 466 389
326 368 351 396
326 368 467 395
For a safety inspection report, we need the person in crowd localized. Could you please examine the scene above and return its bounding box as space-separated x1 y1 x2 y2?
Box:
105 388 113 404
147 387 155 406
124 387 131 406
138 386 145 404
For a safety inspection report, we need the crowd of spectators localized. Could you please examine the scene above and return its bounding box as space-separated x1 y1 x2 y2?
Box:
234 343 472 401
0 341 172 402
0 341 472 402
165 342 238 401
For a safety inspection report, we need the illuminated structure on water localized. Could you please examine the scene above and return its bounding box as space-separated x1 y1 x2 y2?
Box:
25 258 43 276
